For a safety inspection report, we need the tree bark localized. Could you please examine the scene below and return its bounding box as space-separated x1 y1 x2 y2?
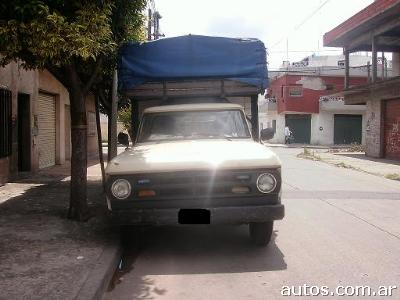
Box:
66 63 90 221
108 112 112 162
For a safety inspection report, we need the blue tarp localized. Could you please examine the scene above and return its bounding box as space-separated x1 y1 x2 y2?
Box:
118 35 268 92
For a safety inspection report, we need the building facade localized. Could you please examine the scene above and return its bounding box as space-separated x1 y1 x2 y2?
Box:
0 61 99 185
324 0 400 160
259 57 369 145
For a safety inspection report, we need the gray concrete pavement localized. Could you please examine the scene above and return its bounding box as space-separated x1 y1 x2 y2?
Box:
105 147 400 300
299 150 400 180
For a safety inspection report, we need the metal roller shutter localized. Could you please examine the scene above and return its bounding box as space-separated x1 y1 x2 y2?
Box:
38 93 56 168
285 114 311 144
334 114 362 145
384 99 400 160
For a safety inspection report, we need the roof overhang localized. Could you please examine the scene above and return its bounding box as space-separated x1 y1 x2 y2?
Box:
323 0 400 52
341 75 400 104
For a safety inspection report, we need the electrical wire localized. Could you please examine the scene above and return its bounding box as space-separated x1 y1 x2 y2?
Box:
269 0 332 50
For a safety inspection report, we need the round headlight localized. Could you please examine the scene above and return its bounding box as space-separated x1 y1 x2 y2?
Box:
256 173 277 193
111 179 131 199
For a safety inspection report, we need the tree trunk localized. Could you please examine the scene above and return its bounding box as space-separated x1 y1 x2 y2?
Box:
108 112 112 162
66 65 90 221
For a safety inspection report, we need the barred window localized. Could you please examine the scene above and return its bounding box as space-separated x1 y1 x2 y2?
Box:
0 89 12 159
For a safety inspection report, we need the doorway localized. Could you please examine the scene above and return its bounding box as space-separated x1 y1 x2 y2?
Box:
285 114 311 144
18 93 31 171
334 114 362 145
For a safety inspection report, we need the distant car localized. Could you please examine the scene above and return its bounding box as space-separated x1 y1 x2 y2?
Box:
106 102 284 246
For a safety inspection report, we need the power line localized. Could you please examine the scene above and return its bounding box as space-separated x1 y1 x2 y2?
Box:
294 0 331 31
269 0 332 50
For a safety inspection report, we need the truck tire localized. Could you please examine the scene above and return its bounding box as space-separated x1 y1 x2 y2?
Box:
249 221 273 246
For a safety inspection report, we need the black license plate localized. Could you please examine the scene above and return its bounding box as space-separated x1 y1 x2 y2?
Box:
178 209 210 224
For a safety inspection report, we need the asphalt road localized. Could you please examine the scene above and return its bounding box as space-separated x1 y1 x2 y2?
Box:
105 147 400 300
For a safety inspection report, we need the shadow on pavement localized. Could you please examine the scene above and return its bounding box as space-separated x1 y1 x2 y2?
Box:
118 225 286 276
0 178 114 300
107 225 286 299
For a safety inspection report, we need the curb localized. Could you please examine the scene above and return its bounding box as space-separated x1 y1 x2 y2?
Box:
264 143 330 149
74 236 121 300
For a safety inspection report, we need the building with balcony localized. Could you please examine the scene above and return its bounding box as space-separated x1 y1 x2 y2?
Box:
259 55 370 145
324 0 400 160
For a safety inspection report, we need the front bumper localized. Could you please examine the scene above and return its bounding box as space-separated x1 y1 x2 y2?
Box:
110 204 285 225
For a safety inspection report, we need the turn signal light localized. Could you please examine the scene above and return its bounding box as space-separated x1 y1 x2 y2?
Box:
138 190 156 197
231 186 250 194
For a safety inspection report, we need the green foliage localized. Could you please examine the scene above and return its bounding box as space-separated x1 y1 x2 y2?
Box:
118 103 132 137
0 1 116 68
0 0 147 220
0 0 146 70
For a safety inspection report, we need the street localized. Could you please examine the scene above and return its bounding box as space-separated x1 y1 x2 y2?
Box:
105 147 400 300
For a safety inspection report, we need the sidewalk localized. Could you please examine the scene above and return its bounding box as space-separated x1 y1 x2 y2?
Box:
0 158 120 300
297 148 400 181
264 142 350 150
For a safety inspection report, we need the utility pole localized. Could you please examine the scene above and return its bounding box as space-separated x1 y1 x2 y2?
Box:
147 8 152 41
153 11 164 40
109 69 118 160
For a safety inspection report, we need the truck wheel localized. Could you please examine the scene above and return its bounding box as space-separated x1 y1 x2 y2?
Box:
249 221 273 246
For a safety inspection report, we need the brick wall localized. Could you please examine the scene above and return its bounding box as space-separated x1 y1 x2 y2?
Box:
365 99 382 157
324 0 400 46
269 74 367 114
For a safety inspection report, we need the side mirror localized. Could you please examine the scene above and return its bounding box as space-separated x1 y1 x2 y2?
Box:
260 128 275 141
117 132 130 147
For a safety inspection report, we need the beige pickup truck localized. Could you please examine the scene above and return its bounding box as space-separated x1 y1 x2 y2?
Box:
105 102 284 246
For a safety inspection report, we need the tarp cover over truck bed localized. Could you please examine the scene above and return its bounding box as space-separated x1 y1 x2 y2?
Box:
118 35 268 93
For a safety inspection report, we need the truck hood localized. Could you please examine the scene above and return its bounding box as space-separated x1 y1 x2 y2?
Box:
106 140 281 175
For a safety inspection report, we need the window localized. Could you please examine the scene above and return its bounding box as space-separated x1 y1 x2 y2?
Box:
138 110 251 142
0 89 12 159
287 86 303 97
326 84 335 91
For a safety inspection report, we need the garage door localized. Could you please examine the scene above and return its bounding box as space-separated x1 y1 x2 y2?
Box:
285 114 311 144
384 99 400 160
334 114 362 145
38 93 56 168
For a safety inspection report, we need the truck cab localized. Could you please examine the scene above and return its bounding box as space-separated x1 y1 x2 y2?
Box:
105 102 284 246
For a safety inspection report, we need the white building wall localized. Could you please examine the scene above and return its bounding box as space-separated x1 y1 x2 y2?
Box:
310 110 366 145
259 111 285 144
262 108 366 145
311 112 334 145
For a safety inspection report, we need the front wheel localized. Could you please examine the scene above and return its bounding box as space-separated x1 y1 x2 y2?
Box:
249 221 273 246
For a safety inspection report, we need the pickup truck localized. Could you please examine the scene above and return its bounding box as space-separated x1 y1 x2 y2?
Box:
105 102 284 246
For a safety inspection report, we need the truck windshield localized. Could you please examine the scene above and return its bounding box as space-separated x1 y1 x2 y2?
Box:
138 110 251 142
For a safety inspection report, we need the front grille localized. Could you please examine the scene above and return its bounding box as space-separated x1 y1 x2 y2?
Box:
130 170 264 200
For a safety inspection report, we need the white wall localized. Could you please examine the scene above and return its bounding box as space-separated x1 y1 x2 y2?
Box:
259 111 285 144
311 113 334 145
311 111 366 145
